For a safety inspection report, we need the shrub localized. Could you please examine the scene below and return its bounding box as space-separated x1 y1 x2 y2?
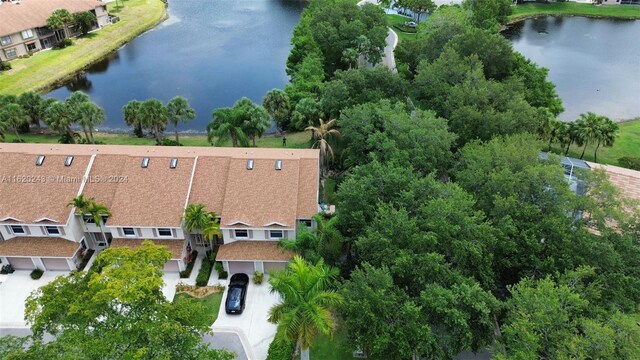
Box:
214 261 224 274
196 257 214 286
160 138 183 146
76 249 95 271
30 269 44 280
219 270 228 279
53 38 73 49
266 325 295 360
0 60 11 71
180 250 198 278
253 271 264 285
0 264 15 274
618 157 640 171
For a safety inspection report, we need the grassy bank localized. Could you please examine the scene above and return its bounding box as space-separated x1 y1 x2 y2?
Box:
386 14 420 41
3 130 312 149
0 0 167 95
549 119 640 166
508 2 640 23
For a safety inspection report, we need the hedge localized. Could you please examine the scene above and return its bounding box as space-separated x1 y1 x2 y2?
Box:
266 325 295 360
180 250 198 278
618 157 640 171
195 251 216 286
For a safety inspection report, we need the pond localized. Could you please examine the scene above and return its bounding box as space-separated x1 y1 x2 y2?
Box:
503 16 640 121
45 0 305 132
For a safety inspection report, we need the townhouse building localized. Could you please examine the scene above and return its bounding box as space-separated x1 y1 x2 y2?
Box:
0 144 319 274
0 0 109 61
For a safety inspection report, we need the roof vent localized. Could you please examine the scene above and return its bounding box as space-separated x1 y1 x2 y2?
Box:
64 155 74 167
141 157 149 168
35 155 45 166
169 158 178 169
246 159 254 170
275 160 282 171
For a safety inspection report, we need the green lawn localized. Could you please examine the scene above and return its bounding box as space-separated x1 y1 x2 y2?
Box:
173 292 223 326
508 2 640 23
4 130 312 148
386 14 420 41
310 324 354 360
0 0 167 94
549 119 640 166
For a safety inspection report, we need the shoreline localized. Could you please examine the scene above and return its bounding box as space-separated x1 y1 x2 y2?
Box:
507 12 640 25
506 3 640 24
0 0 168 95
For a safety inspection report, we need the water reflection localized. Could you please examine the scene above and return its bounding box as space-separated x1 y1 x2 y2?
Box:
65 74 92 92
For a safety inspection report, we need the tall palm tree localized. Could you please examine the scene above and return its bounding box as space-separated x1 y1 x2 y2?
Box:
18 92 44 129
139 99 168 145
576 112 601 159
563 121 581 156
593 116 618 163
207 107 249 147
269 256 343 360
183 203 220 246
44 100 75 142
167 96 196 144
305 118 341 168
545 118 564 151
123 100 144 138
77 101 105 144
68 195 111 242
236 98 269 147
263 89 291 134
0 103 28 141
67 195 92 214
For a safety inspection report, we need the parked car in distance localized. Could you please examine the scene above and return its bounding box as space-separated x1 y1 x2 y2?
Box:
225 273 249 314
404 21 417 28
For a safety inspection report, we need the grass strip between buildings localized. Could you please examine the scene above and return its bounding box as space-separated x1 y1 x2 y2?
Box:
173 292 224 327
0 0 167 95
508 2 640 23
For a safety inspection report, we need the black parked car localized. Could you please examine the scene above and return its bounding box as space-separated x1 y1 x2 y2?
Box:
225 273 249 314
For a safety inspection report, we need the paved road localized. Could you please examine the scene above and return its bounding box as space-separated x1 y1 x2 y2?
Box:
358 0 398 72
0 328 248 360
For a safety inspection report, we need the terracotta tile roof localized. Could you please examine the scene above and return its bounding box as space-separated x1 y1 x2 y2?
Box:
587 162 640 201
0 152 91 224
216 241 295 262
0 0 104 36
0 236 79 257
110 239 184 259
84 155 195 227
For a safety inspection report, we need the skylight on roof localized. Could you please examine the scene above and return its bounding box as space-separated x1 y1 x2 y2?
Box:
35 155 45 166
275 160 282 170
141 157 149 168
247 159 254 170
170 158 178 169
64 156 74 167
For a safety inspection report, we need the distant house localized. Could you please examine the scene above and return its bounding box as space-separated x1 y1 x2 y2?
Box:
0 0 109 61
0 144 320 273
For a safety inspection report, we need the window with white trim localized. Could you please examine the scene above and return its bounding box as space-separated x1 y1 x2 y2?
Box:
298 219 312 228
10 225 25 234
21 29 33 40
269 230 284 239
122 227 135 237
158 228 172 237
45 226 60 235
1 35 11 46
234 229 248 239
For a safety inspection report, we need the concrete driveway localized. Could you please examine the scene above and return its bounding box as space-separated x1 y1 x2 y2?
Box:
0 270 69 327
213 278 280 360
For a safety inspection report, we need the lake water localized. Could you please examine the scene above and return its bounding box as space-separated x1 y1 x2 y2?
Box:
45 0 305 132
503 17 640 121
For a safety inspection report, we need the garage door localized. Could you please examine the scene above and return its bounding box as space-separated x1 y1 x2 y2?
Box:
42 258 71 271
163 260 180 272
228 261 255 275
7 257 35 270
264 262 288 274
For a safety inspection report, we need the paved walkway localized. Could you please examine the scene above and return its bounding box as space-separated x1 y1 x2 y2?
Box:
357 0 399 72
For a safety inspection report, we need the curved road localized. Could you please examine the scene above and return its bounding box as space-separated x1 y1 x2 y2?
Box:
358 0 399 72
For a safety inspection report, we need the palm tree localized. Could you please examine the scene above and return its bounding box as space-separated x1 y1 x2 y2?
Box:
68 195 111 243
139 99 168 145
269 256 343 360
183 203 220 247
305 118 341 168
576 112 601 159
167 96 196 144
593 116 618 163
563 121 580 156
207 107 249 147
18 92 44 129
44 101 75 142
0 103 29 141
123 100 144 138
76 101 105 144
46 9 73 40
237 98 270 147
263 89 291 134
548 120 567 152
